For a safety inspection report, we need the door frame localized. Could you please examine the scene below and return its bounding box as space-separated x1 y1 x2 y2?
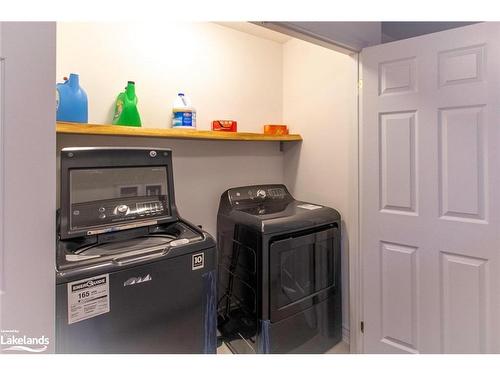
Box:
0 55 5 323
348 52 363 353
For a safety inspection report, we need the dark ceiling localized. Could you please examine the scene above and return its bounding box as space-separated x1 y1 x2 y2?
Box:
381 22 479 43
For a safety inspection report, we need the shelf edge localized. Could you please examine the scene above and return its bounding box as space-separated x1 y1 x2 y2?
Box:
56 122 303 142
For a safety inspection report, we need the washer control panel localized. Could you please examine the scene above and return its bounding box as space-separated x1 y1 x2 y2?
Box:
70 197 168 230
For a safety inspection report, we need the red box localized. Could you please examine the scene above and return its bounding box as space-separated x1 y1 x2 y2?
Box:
212 120 237 132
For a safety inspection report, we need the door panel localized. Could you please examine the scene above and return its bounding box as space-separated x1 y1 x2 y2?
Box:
380 241 419 353
438 105 487 222
440 252 489 353
379 111 417 214
361 22 500 353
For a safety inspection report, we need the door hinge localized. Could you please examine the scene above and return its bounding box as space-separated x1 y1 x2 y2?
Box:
360 321 364 333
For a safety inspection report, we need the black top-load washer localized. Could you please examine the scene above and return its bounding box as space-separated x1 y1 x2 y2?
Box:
217 184 342 354
55 147 217 354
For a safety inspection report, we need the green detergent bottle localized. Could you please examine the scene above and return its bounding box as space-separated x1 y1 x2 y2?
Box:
112 81 142 127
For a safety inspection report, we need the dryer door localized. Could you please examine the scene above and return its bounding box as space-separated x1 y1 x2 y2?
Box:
269 226 338 322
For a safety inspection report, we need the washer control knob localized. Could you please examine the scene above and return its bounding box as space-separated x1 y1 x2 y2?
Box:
117 204 129 214
256 189 267 199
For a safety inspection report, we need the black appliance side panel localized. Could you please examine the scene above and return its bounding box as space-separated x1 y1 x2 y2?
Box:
56 246 215 354
216 214 262 354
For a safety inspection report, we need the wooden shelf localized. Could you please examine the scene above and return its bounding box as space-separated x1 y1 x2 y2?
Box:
56 122 303 142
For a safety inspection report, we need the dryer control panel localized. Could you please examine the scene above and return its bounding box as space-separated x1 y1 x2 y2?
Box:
228 184 291 206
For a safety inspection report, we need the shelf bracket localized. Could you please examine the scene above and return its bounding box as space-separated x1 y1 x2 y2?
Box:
279 141 284 152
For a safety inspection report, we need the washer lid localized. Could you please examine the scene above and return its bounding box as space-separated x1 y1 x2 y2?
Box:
59 147 178 240
75 234 176 256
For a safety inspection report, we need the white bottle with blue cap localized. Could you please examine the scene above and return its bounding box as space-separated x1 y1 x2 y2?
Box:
172 93 196 129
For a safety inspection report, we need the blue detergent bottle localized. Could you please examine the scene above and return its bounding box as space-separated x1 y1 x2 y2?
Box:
56 73 88 123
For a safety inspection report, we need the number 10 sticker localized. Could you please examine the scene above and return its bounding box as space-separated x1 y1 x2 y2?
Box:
192 253 205 270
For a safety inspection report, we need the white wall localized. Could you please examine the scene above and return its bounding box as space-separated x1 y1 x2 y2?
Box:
57 22 283 132
56 22 287 236
282 38 358 340
0 22 56 353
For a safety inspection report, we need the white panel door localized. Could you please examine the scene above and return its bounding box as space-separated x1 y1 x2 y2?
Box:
361 22 500 354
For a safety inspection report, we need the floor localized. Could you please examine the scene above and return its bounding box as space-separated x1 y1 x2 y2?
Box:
217 340 350 354
325 340 350 354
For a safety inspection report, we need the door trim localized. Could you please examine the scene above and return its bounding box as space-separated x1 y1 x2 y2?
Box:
0 56 5 304
349 52 363 353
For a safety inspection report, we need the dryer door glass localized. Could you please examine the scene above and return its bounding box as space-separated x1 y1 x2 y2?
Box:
269 226 337 322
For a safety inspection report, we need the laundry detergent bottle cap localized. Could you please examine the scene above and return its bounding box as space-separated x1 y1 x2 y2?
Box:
112 81 142 127
172 92 196 129
126 81 136 99
56 73 88 123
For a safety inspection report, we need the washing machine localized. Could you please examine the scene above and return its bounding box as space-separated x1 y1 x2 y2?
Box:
55 147 217 354
217 184 342 354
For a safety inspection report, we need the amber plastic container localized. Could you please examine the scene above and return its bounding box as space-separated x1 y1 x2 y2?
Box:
263 124 289 135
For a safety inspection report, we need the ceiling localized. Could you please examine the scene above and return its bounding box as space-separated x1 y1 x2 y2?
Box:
381 22 479 43
215 22 292 43
217 21 481 54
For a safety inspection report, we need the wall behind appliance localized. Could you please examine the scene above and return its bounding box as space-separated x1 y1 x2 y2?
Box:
0 22 56 352
56 22 283 132
282 38 358 342
56 22 286 236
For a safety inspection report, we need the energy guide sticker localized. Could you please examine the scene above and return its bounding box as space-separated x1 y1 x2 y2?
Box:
67 274 110 324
